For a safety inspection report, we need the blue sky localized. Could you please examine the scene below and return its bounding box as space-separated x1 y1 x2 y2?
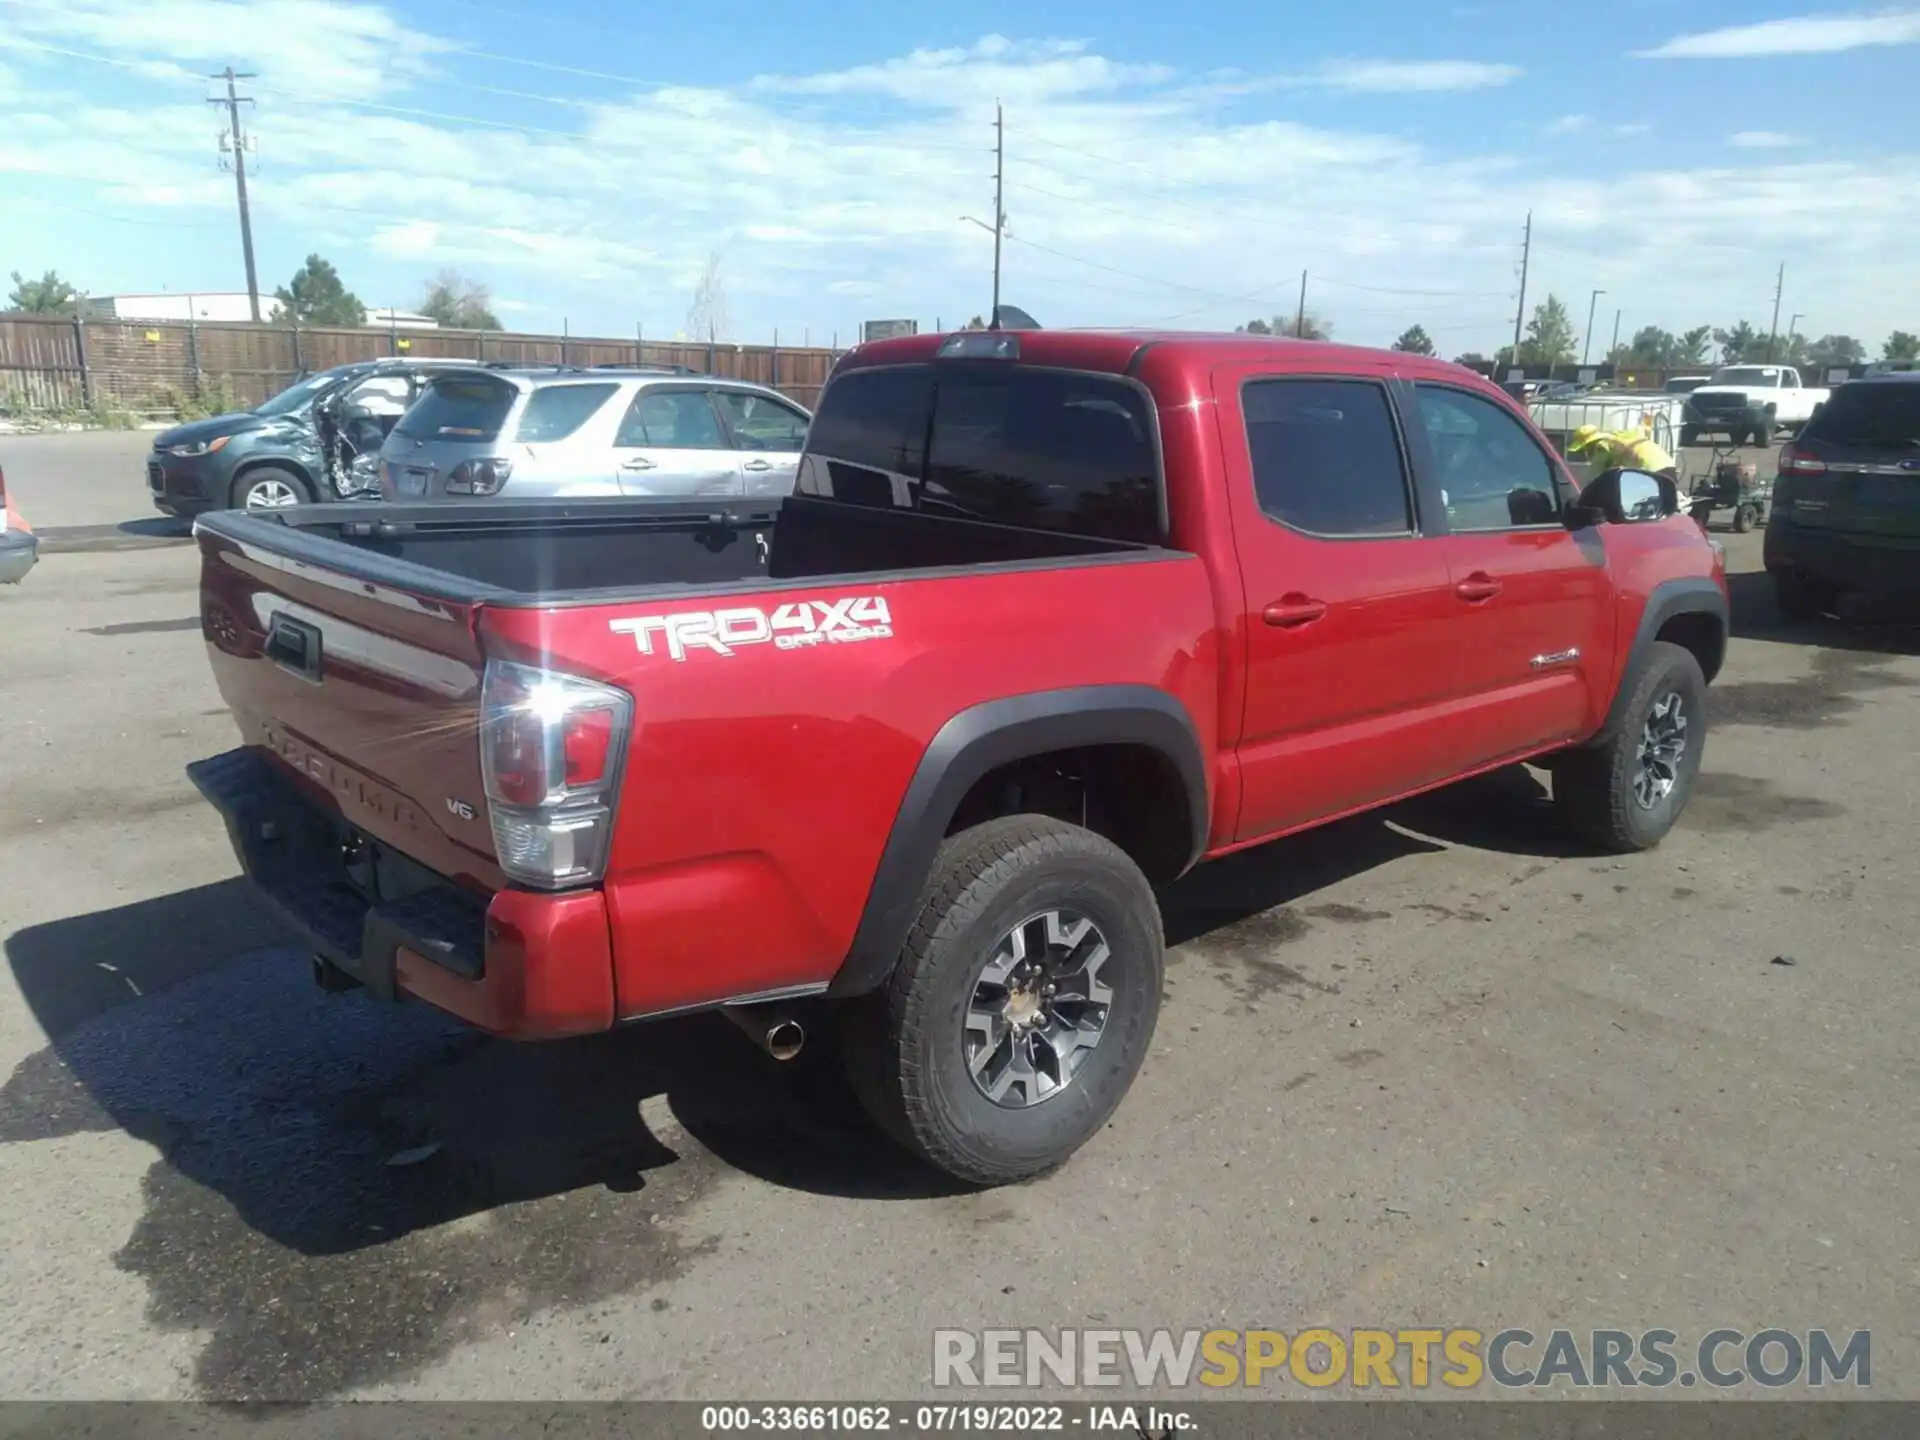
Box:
4 0 1919 356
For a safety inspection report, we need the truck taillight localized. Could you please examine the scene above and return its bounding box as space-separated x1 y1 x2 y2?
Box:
1777 445 1826 477
479 659 632 889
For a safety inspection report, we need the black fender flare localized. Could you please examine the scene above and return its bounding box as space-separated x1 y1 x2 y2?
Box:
828 685 1208 997
1593 577 1728 742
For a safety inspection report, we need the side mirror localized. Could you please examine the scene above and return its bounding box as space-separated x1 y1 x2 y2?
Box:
1570 468 1670 528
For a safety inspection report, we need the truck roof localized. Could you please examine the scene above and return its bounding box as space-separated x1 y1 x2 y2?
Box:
838 329 1484 386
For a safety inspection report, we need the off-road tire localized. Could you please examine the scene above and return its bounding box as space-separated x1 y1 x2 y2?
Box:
841 815 1164 1187
1553 641 1707 853
231 466 314 512
1773 568 1838 622
1732 502 1757 533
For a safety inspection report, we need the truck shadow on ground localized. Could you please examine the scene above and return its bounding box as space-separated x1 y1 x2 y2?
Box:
0 771 1604 1400
1726 568 1920 656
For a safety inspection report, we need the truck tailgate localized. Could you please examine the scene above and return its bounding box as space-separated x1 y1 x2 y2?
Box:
196 520 504 890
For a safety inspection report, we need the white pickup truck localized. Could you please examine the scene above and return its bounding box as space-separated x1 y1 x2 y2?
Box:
1680 364 1830 446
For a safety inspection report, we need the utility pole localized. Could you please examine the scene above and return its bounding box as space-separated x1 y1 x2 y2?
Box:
1610 307 1622 358
1510 210 1532 375
209 67 261 322
1295 271 1308 338
1765 261 1785 362
1581 288 1605 367
991 101 1005 327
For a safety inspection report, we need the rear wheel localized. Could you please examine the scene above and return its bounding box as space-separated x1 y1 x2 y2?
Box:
842 815 1164 1187
1553 641 1707 853
1773 568 1838 621
232 467 312 512
1732 502 1758 533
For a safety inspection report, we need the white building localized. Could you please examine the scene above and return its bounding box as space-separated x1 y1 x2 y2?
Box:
86 292 259 322
365 308 441 330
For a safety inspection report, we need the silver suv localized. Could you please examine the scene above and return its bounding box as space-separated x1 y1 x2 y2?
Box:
378 365 811 501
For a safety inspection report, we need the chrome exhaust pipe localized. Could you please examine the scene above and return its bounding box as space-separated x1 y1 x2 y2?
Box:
722 1006 806 1061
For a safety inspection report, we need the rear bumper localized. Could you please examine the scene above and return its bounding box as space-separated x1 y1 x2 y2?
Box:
0 529 37 584
1764 519 1920 596
187 746 616 1038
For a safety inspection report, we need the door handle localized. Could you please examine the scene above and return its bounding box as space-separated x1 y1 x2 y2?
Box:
742 459 773 472
1455 573 1503 603
620 457 657 471
1263 595 1328 628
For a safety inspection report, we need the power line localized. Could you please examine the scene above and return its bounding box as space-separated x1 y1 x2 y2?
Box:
1002 179 1205 235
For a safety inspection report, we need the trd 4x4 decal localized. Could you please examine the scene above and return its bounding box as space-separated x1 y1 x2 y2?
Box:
609 596 893 661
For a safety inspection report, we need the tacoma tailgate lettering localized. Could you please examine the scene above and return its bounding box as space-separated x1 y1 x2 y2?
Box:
610 596 893 660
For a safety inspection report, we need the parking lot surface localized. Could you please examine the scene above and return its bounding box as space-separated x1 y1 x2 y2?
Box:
2 431 1916 1400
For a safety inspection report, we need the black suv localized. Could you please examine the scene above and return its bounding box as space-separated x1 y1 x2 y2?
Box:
147 359 491 517
1767 373 1920 617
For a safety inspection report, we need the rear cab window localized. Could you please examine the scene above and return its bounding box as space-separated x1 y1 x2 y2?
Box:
514 383 620 443
798 363 1162 544
396 376 517 442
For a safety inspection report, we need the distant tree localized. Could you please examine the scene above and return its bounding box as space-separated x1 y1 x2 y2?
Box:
7 269 85 315
1276 311 1331 341
1391 324 1435 356
417 269 501 330
964 314 987 329
1771 331 1811 366
1238 317 1273 335
1519 295 1576 366
1804 334 1865 369
1714 320 1763 364
1452 351 1491 368
1884 330 1920 362
1626 325 1678 367
684 250 731 343
271 254 366 327
1677 326 1713 366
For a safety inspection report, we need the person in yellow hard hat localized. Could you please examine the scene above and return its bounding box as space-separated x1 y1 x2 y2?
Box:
1567 423 1678 482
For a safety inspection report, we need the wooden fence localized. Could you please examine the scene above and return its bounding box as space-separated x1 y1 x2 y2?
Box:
0 313 843 417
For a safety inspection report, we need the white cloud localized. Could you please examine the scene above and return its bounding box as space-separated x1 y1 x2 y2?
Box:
1547 113 1592 135
1613 121 1654 136
1637 9 1920 59
1730 131 1804 148
1 0 450 99
1296 59 1521 92
4 3 1918 351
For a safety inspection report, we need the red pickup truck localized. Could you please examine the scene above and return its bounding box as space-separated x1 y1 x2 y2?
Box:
188 329 1728 1185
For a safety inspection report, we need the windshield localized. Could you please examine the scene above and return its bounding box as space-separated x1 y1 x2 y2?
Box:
1664 378 1707 394
1709 367 1780 387
1802 384 1920 448
253 369 352 417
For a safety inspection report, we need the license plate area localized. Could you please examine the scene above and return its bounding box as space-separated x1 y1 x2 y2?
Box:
397 468 430 497
1856 476 1920 509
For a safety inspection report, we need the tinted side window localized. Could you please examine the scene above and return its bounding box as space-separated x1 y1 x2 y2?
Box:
798 365 934 508
921 368 1160 542
515 383 619 443
1243 379 1411 536
394 377 516 441
614 389 727 449
1414 385 1559 530
714 391 810 452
